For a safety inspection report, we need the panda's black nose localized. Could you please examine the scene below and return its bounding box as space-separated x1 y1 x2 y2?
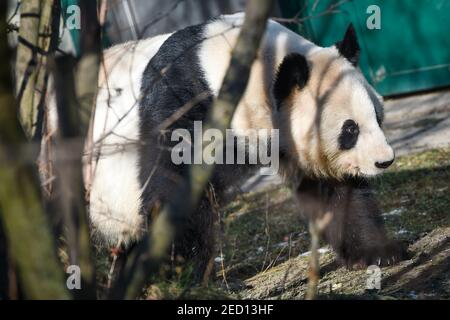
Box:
375 158 394 169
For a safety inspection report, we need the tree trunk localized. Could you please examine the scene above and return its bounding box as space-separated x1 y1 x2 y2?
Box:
0 1 69 299
15 0 55 139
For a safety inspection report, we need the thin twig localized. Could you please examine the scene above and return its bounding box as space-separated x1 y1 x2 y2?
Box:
272 0 349 24
306 212 332 300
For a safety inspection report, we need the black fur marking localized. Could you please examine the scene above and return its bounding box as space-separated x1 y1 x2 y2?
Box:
138 23 217 274
273 53 310 109
366 86 384 127
139 23 213 204
338 119 359 150
295 177 409 268
335 24 360 67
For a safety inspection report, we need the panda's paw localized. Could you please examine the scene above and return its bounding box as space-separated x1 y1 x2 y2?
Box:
339 240 409 270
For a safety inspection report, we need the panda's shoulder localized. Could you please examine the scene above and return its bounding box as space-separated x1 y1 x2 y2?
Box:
139 21 214 120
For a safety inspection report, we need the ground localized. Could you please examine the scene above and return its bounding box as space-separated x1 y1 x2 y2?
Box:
384 89 450 156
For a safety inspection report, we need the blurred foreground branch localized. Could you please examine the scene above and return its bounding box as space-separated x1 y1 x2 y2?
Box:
49 0 102 298
306 212 332 300
0 2 69 299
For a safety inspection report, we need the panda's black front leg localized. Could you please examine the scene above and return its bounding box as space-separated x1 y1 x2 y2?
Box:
295 177 408 269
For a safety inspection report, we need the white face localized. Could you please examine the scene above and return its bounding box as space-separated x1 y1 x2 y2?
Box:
319 73 395 178
284 51 394 179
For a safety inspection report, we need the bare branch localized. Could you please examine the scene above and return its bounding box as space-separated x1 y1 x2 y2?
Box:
306 212 332 300
272 0 349 24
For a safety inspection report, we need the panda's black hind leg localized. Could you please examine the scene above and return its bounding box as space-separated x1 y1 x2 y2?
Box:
295 177 409 269
173 195 216 284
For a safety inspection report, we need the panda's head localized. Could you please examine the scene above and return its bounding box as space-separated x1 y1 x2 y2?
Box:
273 25 394 179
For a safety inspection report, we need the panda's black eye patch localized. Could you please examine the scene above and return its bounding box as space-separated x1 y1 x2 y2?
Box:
338 119 359 150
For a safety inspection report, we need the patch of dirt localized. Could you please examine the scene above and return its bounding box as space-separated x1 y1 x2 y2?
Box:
241 227 450 300
383 90 450 155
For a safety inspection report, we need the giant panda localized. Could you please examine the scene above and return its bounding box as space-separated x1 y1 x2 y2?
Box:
89 13 407 276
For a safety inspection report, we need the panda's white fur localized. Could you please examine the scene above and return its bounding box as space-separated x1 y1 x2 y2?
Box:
88 13 394 247
89 34 171 246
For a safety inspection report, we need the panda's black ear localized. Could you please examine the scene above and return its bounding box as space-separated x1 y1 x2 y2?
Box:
273 53 310 110
335 24 360 66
